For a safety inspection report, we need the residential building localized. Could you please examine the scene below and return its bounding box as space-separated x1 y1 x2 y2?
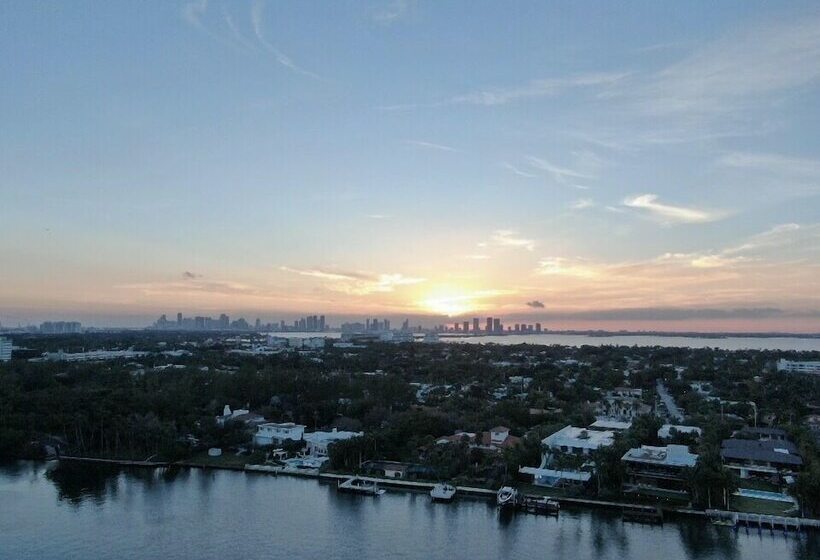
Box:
589 419 631 432
776 359 820 375
0 337 11 362
621 444 698 500
436 426 520 452
542 425 615 456
253 422 306 446
597 389 651 421
720 438 803 480
303 428 363 457
734 426 789 442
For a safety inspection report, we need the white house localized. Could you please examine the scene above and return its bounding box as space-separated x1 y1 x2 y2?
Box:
253 422 306 446
776 359 820 375
543 425 615 456
303 428 363 457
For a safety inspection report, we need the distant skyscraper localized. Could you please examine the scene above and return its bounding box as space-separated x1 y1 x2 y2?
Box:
493 318 501 333
319 315 326 331
472 318 479 333
0 337 12 362
462 321 469 333
486 317 493 333
177 312 182 325
535 323 542 333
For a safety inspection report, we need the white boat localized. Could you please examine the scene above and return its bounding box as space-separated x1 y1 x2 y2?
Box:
337 477 386 496
430 483 457 502
496 486 518 508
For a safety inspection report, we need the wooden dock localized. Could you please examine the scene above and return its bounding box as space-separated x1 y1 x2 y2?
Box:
518 494 560 516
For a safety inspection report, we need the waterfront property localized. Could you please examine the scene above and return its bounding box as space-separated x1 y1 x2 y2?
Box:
621 444 698 501
253 422 306 446
435 426 520 452
303 429 363 457
542 425 615 456
720 438 803 481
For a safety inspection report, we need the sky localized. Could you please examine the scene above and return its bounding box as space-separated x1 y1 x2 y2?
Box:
1 1 819 331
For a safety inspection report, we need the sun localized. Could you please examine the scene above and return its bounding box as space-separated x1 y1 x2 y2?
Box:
418 289 477 317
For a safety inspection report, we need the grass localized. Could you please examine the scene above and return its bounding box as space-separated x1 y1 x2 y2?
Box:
729 496 797 517
183 450 265 469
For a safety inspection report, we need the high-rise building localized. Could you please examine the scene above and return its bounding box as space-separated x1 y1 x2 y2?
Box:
177 312 183 325
0 337 12 362
473 318 480 333
535 323 542 333
493 318 501 333
463 321 469 333
486 317 493 333
319 315 326 331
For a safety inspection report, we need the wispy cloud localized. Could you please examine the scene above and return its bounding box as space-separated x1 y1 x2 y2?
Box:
719 152 820 180
571 198 594 210
491 230 536 251
623 194 724 224
525 156 595 182
535 257 598 278
525 300 545 308
502 162 538 178
370 0 412 25
280 266 424 295
450 72 630 106
366 213 393 220
405 140 460 152
641 15 820 117
250 0 321 79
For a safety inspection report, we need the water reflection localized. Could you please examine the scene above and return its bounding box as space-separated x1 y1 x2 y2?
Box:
45 462 121 505
2 462 818 560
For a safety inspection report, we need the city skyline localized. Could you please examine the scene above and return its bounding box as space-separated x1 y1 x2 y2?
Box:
2 1 820 332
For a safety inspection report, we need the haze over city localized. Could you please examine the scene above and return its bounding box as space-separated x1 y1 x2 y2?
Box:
2 1 819 331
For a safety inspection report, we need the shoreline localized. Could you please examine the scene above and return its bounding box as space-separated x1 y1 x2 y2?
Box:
56 455 820 530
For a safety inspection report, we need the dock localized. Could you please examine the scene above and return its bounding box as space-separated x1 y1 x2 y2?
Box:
707 510 819 534
518 494 560 516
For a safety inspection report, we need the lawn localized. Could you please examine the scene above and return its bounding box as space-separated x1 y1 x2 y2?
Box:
729 496 797 517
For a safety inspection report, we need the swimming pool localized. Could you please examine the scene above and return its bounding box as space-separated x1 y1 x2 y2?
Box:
734 488 797 503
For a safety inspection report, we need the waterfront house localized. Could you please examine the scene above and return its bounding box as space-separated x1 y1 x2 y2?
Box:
542 425 615 456
253 422 306 446
435 426 520 452
303 428 363 457
720 438 803 481
361 460 436 480
621 445 698 501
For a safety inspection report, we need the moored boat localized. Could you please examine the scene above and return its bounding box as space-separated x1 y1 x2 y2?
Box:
430 483 457 502
496 486 518 508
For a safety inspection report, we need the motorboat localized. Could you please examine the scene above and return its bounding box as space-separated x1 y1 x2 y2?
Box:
496 486 518 508
430 483 457 502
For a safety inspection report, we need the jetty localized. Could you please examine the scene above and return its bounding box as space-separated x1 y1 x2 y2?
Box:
622 504 663 524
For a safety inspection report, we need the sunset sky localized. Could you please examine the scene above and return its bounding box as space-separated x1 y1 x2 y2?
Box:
1 1 819 330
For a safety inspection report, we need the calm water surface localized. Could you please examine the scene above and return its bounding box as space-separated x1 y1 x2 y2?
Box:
273 331 820 351
1 462 817 560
